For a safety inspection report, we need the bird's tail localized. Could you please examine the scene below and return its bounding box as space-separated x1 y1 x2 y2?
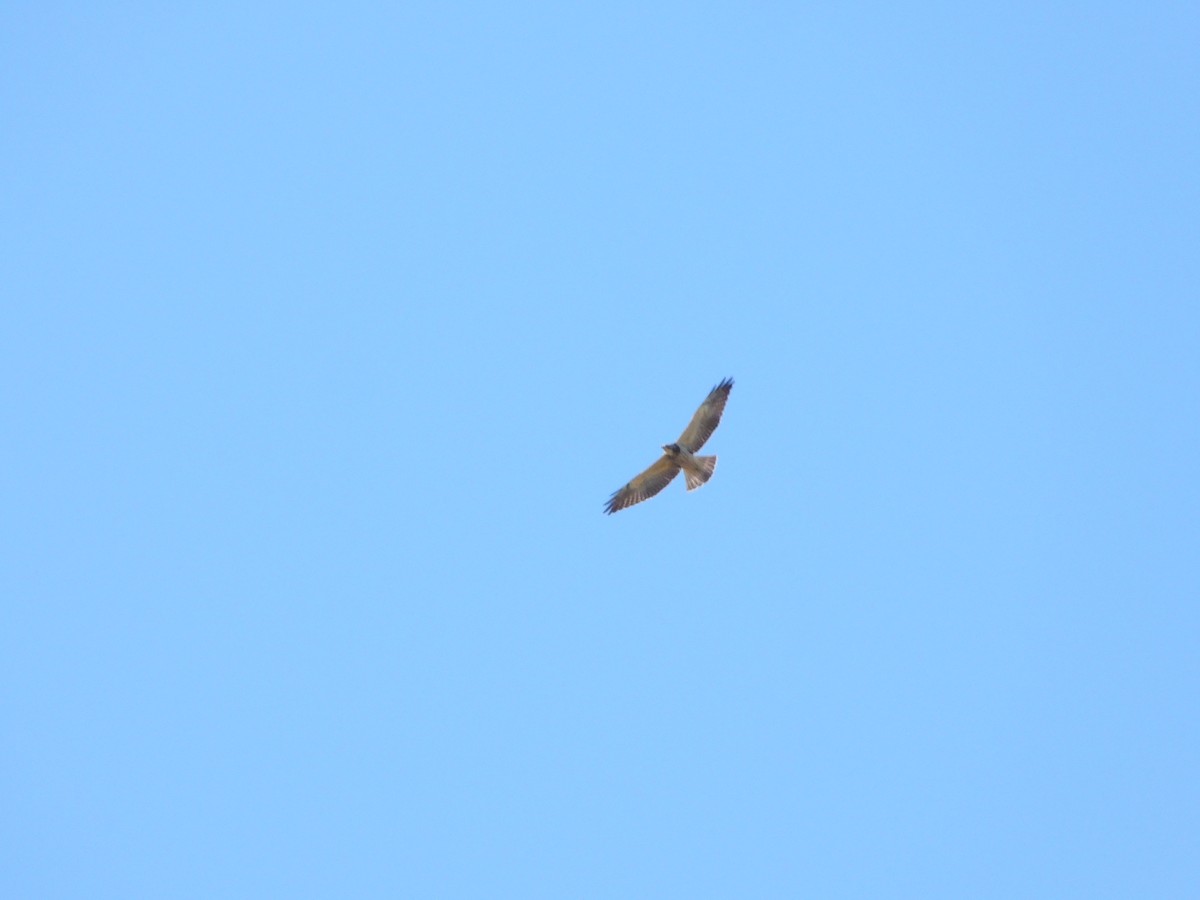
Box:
684 455 717 491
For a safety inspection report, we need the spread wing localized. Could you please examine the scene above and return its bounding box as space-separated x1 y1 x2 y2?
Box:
677 377 733 452
604 455 681 515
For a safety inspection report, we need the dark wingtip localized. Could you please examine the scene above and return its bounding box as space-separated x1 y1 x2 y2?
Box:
714 376 734 393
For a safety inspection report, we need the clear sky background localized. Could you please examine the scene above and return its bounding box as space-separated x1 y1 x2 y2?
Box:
3 3 1198 897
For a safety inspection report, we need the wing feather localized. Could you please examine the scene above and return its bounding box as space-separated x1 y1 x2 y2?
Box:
677 377 733 452
603 455 681 514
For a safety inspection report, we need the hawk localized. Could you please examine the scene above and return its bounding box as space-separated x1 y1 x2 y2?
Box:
604 377 734 515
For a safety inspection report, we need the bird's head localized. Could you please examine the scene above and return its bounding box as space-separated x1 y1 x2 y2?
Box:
662 443 680 456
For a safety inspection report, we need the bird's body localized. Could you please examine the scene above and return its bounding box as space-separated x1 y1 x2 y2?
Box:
604 378 733 515
663 442 718 490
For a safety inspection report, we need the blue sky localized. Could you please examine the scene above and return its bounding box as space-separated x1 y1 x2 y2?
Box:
3 3 1198 897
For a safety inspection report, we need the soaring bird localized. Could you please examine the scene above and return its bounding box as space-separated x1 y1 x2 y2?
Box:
604 378 734 515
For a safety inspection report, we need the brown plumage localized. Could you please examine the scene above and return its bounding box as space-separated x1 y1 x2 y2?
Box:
604 378 733 515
